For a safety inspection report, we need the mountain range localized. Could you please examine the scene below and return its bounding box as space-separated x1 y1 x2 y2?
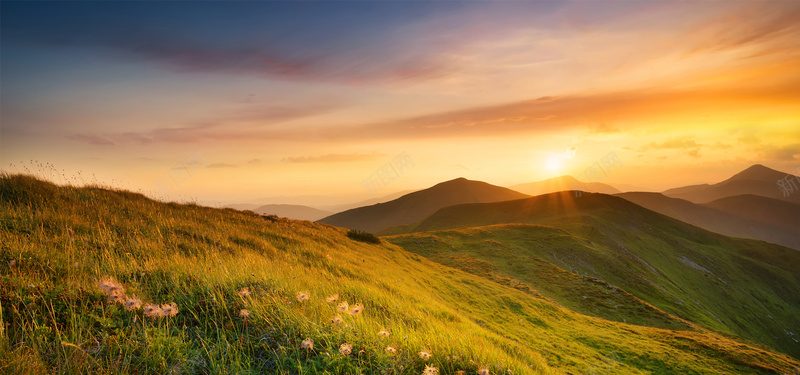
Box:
663 164 800 204
510 175 621 196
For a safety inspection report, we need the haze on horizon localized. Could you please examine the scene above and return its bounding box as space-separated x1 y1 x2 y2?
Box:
2 1 799 206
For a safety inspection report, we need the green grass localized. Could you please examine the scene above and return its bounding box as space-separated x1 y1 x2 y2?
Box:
382 192 800 360
1 174 799 374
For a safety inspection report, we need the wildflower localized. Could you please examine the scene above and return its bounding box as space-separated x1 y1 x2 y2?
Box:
419 351 431 360
478 369 491 375
238 287 251 297
349 303 364 316
301 338 314 350
98 277 124 295
377 327 390 337
331 315 343 324
124 296 142 310
385 346 397 354
161 302 178 317
423 364 439 375
238 309 250 318
336 301 349 312
143 303 162 318
339 343 352 356
325 294 339 303
8 260 15 267
108 291 124 303
296 291 310 303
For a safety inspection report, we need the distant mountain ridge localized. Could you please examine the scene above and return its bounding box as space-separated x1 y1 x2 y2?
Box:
510 175 621 196
251 204 332 221
663 164 800 204
616 192 800 250
317 178 529 233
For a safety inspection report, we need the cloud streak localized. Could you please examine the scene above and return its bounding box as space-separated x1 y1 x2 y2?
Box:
282 153 383 164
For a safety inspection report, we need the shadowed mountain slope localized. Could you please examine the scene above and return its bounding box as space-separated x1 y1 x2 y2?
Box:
318 178 529 233
616 192 800 250
703 194 800 234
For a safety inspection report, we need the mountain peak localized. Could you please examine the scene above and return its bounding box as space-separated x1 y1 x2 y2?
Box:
318 178 528 233
725 164 785 182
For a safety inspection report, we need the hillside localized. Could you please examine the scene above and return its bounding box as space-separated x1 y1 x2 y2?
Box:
383 192 800 359
251 204 333 221
663 164 800 204
3 175 800 374
703 194 800 234
510 176 620 196
616 192 800 250
318 178 529 233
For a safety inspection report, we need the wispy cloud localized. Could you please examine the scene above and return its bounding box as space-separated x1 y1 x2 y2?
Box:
765 144 800 161
67 134 114 146
282 153 383 163
687 3 800 55
206 163 238 169
2 2 466 85
66 101 342 145
638 137 701 152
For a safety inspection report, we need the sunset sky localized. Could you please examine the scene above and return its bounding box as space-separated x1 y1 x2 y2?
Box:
2 1 799 206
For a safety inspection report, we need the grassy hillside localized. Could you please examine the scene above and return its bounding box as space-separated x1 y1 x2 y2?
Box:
2 175 799 374
385 224 696 331
383 192 800 359
318 178 529 233
616 192 800 250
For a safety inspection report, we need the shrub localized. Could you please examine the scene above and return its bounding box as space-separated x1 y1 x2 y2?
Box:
346 230 381 244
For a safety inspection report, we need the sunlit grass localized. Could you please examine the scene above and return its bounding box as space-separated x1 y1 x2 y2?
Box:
1 173 798 374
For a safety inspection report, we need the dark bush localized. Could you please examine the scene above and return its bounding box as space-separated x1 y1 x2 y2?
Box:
346 230 381 244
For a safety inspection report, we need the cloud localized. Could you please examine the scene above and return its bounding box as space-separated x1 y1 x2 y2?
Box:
206 163 238 168
761 143 800 162
639 137 701 152
313 82 800 142
738 135 761 146
2 2 463 85
67 101 343 146
588 123 621 134
687 3 800 55
67 134 115 146
282 153 383 163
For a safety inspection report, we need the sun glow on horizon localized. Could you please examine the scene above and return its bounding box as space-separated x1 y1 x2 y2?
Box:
546 156 562 172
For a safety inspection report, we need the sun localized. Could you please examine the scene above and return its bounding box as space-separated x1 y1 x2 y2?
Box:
546 156 562 171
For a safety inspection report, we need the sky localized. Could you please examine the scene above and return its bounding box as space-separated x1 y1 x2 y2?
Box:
2 1 799 206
